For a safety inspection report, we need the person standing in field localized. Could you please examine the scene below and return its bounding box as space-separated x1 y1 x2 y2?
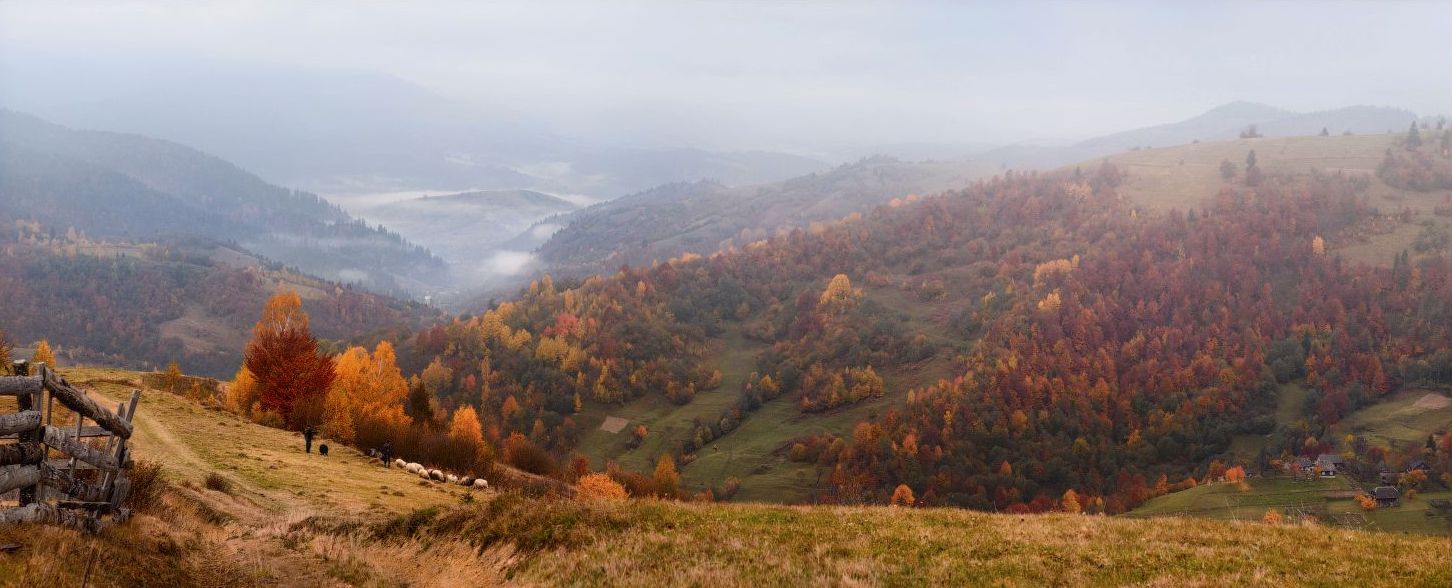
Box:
381 441 393 467
303 425 316 454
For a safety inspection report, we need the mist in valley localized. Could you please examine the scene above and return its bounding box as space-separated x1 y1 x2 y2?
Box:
3 1 1447 305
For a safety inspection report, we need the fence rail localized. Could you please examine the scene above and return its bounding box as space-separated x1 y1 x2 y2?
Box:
0 360 140 532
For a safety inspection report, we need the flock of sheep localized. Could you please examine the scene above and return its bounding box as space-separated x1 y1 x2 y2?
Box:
394 459 489 490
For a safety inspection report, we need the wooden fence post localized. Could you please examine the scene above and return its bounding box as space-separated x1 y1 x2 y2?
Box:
13 361 40 507
0 361 141 532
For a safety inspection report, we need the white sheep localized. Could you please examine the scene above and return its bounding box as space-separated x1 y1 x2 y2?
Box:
418 468 431 480
428 469 445 482
446 474 459 484
406 462 423 474
471 478 489 490
392 458 407 469
458 477 474 486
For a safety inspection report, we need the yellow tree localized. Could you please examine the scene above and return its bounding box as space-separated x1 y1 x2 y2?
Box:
31 340 56 367
162 361 184 394
255 289 308 336
325 343 412 448
321 393 355 443
890 484 915 507
1061 489 1082 514
226 366 260 416
447 405 491 472
654 454 680 498
818 274 861 310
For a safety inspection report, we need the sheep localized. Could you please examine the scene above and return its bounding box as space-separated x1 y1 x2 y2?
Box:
418 468 431 480
458 477 475 486
428 469 445 482
393 458 407 469
446 474 459 484
471 478 489 490
405 462 423 475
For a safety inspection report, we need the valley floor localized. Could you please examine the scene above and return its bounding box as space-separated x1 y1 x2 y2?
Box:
3 368 1451 587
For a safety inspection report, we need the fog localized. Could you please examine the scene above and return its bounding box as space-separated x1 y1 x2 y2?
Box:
2 0 1448 301
3 0 1448 158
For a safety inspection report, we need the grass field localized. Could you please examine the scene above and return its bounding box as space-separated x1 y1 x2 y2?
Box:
400 493 1452 586
1091 133 1452 268
1332 388 1452 451
1131 473 1452 537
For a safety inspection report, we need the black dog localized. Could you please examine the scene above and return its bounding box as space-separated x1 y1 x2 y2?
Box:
319 443 330 457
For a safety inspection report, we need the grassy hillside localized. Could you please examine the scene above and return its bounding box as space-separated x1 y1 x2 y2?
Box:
1090 133 1452 266
5 367 1452 587
1129 474 1452 537
1331 388 1452 450
571 280 965 503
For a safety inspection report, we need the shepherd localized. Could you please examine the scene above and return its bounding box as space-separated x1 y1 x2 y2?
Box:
381 441 393 467
303 425 316 454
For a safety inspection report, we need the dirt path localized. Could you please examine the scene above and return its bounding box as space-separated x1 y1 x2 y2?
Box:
69 368 489 586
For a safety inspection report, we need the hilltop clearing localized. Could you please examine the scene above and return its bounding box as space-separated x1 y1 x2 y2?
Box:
1087 132 1452 266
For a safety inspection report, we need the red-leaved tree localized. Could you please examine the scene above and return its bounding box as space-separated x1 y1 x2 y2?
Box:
244 290 334 429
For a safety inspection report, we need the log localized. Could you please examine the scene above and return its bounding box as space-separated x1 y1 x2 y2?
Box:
17 364 40 505
0 503 103 533
0 376 41 397
42 427 118 471
0 443 43 466
0 464 41 494
0 411 40 436
56 500 113 512
1 426 109 440
40 368 132 439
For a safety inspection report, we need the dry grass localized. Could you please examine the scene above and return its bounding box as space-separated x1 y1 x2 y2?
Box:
365 493 1452 587
9 366 1452 586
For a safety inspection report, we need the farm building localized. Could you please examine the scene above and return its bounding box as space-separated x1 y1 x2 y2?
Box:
1314 454 1344 477
1372 486 1401 508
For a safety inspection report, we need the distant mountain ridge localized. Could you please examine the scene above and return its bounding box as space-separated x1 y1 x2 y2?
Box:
0 110 445 296
978 102 1419 169
0 56 829 198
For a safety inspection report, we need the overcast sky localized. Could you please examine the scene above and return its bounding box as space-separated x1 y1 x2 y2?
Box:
1 0 1448 152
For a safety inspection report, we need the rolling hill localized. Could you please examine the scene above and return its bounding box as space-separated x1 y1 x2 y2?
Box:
0 227 440 378
391 122 1452 518
0 110 446 296
528 156 1000 281
6 367 1451 587
1085 132 1452 267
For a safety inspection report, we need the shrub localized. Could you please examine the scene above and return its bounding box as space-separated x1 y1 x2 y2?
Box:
576 473 628 501
503 434 558 477
124 459 167 512
204 472 233 494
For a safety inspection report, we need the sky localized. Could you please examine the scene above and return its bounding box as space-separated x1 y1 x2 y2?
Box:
1 0 1449 153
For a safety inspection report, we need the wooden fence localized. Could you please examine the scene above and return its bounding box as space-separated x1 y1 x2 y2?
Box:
0 360 140 533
